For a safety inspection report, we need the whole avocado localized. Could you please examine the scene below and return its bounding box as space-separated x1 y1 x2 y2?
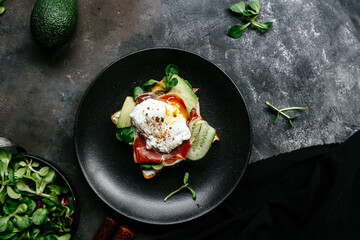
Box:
30 0 78 48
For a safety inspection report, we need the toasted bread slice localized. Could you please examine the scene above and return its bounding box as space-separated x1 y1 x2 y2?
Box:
142 168 163 179
111 110 121 125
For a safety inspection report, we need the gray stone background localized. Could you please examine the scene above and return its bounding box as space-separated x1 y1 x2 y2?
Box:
0 0 359 239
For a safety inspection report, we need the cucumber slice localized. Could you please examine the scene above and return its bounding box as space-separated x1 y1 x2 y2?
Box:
187 120 216 161
117 96 136 128
151 163 163 170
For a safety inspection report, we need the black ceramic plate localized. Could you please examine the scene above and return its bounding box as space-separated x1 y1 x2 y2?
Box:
74 48 252 225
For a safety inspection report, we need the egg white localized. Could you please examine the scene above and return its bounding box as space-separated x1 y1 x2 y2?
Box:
129 99 191 153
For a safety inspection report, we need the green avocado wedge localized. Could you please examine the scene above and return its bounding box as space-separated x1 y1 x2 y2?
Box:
168 75 198 115
30 0 78 48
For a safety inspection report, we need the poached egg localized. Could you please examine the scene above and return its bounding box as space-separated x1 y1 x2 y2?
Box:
129 98 191 153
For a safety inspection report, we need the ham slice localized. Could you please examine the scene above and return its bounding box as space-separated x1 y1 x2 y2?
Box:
133 135 192 166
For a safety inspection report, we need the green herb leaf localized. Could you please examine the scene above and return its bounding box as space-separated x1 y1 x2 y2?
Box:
140 164 152 170
6 186 21 199
183 172 189 184
3 205 11 215
0 150 11 174
229 1 246 14
20 198 36 215
58 234 72 240
227 1 272 38
16 180 36 194
46 191 59 204
0 150 11 163
37 166 50 177
187 186 196 200
265 101 307 127
167 77 178 87
133 86 144 100
32 208 48 225
164 172 196 202
0 4 5 15
260 22 273 33
142 79 160 92
0 161 5 180
8 168 14 183
0 216 10 232
14 215 31 229
14 167 26 179
228 24 249 38
165 64 179 78
0 232 17 240
48 184 69 195
115 127 134 143
248 1 260 14
15 203 28 214
0 187 7 204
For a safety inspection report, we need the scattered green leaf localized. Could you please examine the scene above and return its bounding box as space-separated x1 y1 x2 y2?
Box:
0 4 5 15
248 1 260 14
164 172 196 202
265 101 308 127
228 1 272 38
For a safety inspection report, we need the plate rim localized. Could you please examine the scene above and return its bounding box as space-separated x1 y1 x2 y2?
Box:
74 47 253 225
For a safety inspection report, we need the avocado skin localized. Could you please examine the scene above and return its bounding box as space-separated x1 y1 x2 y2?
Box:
30 0 78 48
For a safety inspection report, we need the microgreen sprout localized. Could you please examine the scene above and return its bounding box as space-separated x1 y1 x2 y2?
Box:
228 1 272 38
164 172 196 202
266 101 308 127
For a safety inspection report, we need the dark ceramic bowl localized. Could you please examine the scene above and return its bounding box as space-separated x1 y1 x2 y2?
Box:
0 137 79 239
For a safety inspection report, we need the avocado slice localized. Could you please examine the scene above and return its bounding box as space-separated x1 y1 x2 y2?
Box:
117 96 136 128
168 75 198 115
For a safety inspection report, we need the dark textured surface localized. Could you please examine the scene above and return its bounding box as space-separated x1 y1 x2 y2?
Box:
0 0 359 239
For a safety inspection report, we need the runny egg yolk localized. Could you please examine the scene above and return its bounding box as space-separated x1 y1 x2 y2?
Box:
129 96 191 153
158 94 188 121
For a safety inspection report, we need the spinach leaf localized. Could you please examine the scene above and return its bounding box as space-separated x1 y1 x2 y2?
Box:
116 127 134 143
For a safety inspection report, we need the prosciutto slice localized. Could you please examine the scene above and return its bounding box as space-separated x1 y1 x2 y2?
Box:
132 92 195 167
133 135 192 166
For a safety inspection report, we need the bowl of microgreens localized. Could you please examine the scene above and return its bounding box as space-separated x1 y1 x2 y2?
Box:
0 138 78 240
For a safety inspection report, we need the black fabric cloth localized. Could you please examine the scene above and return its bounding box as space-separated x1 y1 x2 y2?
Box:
150 130 360 240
